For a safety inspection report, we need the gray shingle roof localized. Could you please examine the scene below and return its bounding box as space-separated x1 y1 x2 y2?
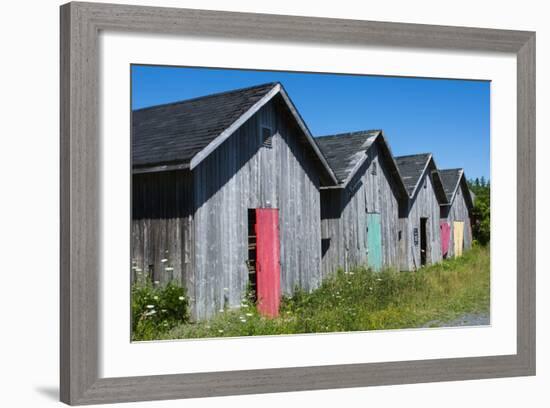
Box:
395 153 449 204
132 82 278 168
315 130 408 197
439 168 463 202
315 130 382 184
394 153 433 196
439 168 474 209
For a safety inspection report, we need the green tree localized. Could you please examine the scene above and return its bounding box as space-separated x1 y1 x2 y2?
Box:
468 178 490 245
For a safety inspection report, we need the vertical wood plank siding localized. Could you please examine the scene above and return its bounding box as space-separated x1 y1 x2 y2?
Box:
399 172 443 270
441 182 473 257
193 98 322 320
321 142 401 275
131 171 195 310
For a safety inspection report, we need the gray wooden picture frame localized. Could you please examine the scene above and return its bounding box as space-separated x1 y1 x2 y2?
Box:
60 2 536 405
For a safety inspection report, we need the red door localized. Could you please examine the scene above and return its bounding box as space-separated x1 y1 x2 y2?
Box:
440 221 451 258
255 208 281 317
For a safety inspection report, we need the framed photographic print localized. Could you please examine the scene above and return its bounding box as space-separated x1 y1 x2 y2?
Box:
60 1 535 405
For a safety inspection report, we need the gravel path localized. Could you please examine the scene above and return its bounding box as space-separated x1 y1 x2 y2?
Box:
423 312 490 328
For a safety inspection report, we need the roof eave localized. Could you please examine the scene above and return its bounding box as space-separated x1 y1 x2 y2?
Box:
132 162 190 174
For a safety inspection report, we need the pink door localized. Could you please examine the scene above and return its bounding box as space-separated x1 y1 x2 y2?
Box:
255 209 281 317
440 221 451 257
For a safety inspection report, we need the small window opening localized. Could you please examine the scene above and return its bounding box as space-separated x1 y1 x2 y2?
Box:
424 178 427 189
262 127 273 149
371 161 377 175
398 230 402 241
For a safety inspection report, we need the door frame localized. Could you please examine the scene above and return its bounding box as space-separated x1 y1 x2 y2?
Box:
420 217 428 266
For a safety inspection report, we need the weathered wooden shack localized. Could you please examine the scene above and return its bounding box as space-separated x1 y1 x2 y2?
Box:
395 154 449 270
316 131 408 274
439 169 474 258
132 82 338 320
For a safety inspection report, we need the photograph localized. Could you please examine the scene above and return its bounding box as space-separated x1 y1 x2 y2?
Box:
130 65 490 341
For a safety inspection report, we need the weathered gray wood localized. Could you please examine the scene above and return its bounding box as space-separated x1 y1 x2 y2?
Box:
60 3 101 405
131 170 195 309
61 354 528 404
193 98 322 319
66 2 533 52
189 85 281 170
516 34 535 371
399 165 444 270
441 178 473 257
321 141 402 275
60 2 535 405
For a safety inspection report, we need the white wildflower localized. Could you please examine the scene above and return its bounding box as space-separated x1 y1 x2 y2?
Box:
145 310 156 316
240 319 247 323
161 258 168 263
146 304 155 309
376 278 382 281
246 313 253 317
165 267 174 271
153 295 159 300
219 308 224 313
154 280 160 285
178 296 185 301
218 329 224 333
223 287 229 292
369 287 373 291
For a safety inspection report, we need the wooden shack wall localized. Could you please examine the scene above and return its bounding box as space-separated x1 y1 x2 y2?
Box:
192 98 322 320
441 181 472 257
320 142 401 275
131 170 195 297
399 171 442 270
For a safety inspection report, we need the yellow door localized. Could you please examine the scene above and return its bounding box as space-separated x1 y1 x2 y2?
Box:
453 221 464 257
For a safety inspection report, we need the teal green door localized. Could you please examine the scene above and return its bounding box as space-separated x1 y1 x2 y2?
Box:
366 213 383 271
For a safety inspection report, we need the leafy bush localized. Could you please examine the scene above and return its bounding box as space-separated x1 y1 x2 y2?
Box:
131 281 189 341
468 177 490 245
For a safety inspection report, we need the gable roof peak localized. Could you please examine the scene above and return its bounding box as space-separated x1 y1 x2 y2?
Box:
439 168 473 209
395 153 448 203
316 130 408 197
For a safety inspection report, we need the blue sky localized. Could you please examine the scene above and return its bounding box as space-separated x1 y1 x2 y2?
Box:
132 65 490 180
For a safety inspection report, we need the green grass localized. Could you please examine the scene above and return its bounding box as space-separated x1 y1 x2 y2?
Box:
136 245 490 341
